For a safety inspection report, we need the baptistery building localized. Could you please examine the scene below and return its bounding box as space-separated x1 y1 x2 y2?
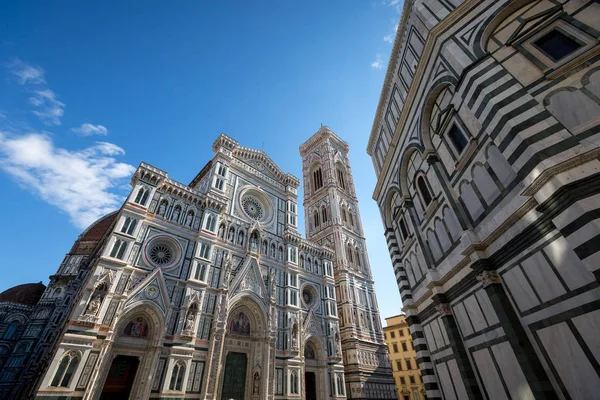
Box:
368 0 600 399
0 128 395 400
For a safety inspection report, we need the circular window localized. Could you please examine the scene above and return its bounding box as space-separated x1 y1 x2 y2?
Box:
149 244 172 265
302 286 318 308
238 187 273 223
242 196 264 220
143 235 182 271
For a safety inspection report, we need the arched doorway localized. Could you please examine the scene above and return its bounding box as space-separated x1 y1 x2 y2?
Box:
303 337 326 400
99 355 139 400
95 306 164 400
219 296 270 400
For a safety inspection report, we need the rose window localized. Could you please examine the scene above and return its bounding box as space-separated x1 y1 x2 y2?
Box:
302 288 314 306
242 196 264 220
149 244 172 265
143 234 183 271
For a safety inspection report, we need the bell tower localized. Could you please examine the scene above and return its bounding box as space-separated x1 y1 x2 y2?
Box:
300 127 395 399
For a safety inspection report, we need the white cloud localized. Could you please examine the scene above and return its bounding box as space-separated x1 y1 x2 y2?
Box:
383 34 394 43
8 58 45 85
0 132 135 229
29 90 65 125
72 123 108 136
371 54 384 69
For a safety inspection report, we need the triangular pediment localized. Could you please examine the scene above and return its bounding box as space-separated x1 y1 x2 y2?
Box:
302 309 322 339
233 147 287 184
506 5 562 45
125 268 170 316
230 256 267 302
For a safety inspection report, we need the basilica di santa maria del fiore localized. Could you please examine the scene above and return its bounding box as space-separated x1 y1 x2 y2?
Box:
0 128 395 400
2 0 600 400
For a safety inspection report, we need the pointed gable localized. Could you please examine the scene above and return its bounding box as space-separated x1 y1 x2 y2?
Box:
124 268 171 316
230 256 267 303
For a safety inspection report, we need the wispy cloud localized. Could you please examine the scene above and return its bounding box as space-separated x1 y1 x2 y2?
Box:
8 58 45 85
371 54 384 69
0 132 135 229
29 89 65 125
383 21 399 43
72 123 108 136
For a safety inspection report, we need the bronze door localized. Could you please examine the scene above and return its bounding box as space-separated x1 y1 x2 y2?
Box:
305 371 317 400
100 355 139 400
221 352 247 400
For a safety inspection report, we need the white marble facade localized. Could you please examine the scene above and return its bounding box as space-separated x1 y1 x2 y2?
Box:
35 133 348 400
368 0 600 399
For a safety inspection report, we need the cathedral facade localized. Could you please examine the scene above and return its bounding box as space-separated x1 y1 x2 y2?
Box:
368 0 600 399
1 129 395 400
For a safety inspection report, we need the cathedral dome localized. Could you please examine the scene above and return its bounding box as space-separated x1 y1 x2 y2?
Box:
78 211 119 242
0 282 46 306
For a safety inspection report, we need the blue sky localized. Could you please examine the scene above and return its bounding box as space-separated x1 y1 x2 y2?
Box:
0 1 403 321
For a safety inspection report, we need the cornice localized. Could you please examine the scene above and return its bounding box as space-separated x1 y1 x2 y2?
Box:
371 0 487 201
367 0 412 156
299 126 349 156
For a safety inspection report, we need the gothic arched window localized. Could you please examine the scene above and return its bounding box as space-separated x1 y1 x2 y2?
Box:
341 208 347 223
300 255 305 269
121 217 137 235
313 167 323 192
321 206 328 223
169 361 186 391
337 168 345 190
347 244 354 264
204 214 216 232
109 238 127 260
416 176 433 207
2 322 18 339
313 211 320 228
51 351 80 387
349 212 354 227
134 187 149 206
355 249 362 268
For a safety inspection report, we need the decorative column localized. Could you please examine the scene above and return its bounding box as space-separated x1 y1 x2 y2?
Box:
432 295 482 399
477 269 557 400
202 291 229 400
404 312 442 400
85 341 115 400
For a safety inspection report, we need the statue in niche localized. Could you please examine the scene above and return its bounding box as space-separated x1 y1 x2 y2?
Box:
238 231 245 246
124 317 148 338
262 241 268 254
172 207 180 222
85 295 102 315
270 269 276 301
250 234 258 251
222 253 232 289
253 371 260 394
218 224 225 238
185 213 193 227
158 201 166 216
291 319 298 349
184 309 196 331
335 331 341 357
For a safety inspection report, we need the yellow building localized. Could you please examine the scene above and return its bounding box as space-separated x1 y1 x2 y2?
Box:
384 315 425 400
